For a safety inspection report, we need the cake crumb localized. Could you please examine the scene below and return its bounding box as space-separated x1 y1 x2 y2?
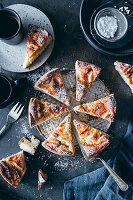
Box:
40 194 45 199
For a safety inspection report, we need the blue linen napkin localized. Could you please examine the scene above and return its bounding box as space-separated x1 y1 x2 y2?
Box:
63 113 133 200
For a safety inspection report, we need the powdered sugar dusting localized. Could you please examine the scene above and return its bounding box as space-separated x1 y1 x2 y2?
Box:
39 175 46 184
64 115 71 133
27 65 52 84
76 81 86 100
114 61 130 71
15 118 32 139
54 86 69 105
53 155 87 171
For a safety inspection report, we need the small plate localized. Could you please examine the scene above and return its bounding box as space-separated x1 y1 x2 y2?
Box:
0 4 55 73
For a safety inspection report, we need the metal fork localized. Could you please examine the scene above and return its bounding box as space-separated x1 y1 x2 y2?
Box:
89 155 129 192
0 102 24 137
97 157 129 191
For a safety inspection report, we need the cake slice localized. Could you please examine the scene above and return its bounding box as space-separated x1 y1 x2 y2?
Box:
75 60 101 101
34 68 70 106
73 119 110 158
23 24 52 68
114 61 133 93
28 98 68 128
73 94 116 122
0 151 26 187
42 114 75 156
18 136 40 155
38 169 47 190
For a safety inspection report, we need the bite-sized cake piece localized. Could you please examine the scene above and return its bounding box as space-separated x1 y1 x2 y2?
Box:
75 60 101 101
28 98 68 128
0 151 26 187
18 136 40 155
23 24 52 68
73 94 116 122
114 61 133 93
42 114 75 156
34 68 70 106
73 119 110 158
31 136 40 149
38 169 47 190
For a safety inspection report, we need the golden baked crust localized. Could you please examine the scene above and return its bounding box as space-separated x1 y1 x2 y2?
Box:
38 169 47 190
23 24 52 68
34 68 70 106
42 114 75 156
0 151 26 187
114 61 133 93
75 60 101 101
73 119 110 158
6 151 26 174
74 94 116 122
28 98 68 128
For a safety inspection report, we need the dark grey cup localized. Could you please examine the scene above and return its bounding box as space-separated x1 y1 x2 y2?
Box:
0 4 24 45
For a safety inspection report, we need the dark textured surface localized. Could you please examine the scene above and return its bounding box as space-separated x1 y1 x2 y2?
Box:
0 0 132 200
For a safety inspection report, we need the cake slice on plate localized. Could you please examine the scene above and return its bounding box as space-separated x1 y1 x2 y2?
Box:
34 68 70 106
0 151 26 187
28 98 68 128
73 94 116 122
73 119 110 158
42 114 75 156
114 61 133 93
23 24 52 68
75 60 101 101
38 169 47 190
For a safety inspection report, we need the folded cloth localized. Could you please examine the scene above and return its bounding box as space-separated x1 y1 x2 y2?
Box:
63 113 133 200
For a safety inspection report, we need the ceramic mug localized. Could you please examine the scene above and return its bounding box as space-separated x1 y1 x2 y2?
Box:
0 4 24 45
0 74 17 109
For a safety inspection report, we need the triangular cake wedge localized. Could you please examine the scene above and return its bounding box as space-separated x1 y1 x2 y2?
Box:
73 94 116 122
23 24 52 68
28 98 68 128
75 60 101 101
73 119 110 158
38 169 47 190
34 68 70 106
0 151 26 188
114 61 133 93
42 114 75 156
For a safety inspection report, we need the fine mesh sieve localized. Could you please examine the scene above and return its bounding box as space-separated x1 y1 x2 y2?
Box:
94 7 128 42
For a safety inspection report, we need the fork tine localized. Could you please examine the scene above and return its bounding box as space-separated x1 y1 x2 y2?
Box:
12 102 19 112
7 103 24 123
17 105 24 117
15 104 22 113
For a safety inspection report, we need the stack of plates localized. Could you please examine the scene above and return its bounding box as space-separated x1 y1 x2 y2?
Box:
80 0 133 56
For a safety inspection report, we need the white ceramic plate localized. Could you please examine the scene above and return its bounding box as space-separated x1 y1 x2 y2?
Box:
0 4 55 73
